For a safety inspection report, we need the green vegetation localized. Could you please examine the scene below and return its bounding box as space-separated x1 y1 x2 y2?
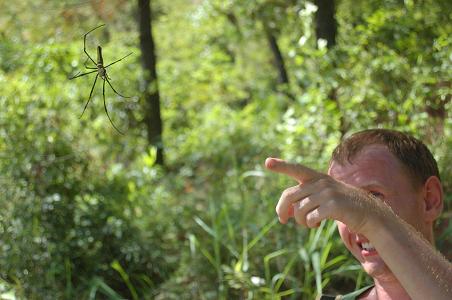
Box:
0 0 451 299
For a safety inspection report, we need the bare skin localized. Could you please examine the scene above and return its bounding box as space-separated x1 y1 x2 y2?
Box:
265 145 451 300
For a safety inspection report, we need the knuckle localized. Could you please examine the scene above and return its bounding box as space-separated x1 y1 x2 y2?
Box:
285 186 298 197
326 199 338 211
281 188 292 199
300 197 311 208
306 210 319 226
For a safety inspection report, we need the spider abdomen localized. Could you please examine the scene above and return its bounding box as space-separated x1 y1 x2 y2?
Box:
97 46 104 65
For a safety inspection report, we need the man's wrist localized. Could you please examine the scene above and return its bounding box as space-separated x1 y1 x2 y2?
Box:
360 201 398 240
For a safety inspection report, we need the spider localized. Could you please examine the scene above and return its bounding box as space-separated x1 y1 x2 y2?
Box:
69 24 132 134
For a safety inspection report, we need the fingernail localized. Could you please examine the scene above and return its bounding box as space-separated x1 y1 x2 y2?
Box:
265 157 275 168
266 157 281 168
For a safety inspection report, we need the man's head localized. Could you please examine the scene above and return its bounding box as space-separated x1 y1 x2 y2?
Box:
327 129 443 279
330 129 440 188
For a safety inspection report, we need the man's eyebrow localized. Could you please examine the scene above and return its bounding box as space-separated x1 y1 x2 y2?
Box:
359 181 386 190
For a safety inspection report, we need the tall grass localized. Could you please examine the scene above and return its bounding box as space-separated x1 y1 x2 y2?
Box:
187 163 367 299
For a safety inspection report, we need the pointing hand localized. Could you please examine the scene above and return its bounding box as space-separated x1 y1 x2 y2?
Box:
265 157 389 234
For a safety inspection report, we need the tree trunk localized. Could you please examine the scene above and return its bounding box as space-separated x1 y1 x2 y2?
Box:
138 0 164 165
314 0 345 138
424 80 450 141
314 0 337 48
263 23 289 85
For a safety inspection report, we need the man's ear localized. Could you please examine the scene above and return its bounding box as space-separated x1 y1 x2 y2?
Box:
422 176 443 222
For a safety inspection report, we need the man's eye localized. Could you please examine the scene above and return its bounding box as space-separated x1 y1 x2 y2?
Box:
370 191 384 198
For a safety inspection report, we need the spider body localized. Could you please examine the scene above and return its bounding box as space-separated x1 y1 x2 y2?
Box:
94 46 111 84
69 25 132 134
97 46 104 65
96 46 107 79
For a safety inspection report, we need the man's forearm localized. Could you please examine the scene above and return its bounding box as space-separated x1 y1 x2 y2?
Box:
367 214 452 300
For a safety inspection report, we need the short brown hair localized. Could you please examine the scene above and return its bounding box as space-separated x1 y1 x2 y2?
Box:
330 129 440 187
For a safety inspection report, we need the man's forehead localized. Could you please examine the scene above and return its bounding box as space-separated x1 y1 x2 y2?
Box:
328 144 404 185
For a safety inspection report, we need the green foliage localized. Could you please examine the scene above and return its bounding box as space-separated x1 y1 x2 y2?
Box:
0 0 450 299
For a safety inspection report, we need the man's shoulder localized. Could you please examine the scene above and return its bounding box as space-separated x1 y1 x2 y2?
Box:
316 285 374 300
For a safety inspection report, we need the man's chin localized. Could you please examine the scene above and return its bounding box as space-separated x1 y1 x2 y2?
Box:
349 246 394 279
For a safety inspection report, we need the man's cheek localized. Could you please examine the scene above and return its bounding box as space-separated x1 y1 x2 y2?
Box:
336 221 353 249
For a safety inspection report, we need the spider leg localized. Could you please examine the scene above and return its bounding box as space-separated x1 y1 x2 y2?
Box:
83 24 105 65
106 77 132 98
103 79 124 135
84 57 97 69
104 52 133 68
79 74 99 119
69 69 97 80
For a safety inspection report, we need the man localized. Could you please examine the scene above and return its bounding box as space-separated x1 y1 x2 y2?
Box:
265 129 451 299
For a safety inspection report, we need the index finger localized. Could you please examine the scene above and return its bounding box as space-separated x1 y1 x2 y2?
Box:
265 157 323 183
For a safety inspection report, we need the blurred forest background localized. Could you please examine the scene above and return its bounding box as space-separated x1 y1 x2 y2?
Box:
0 0 451 299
